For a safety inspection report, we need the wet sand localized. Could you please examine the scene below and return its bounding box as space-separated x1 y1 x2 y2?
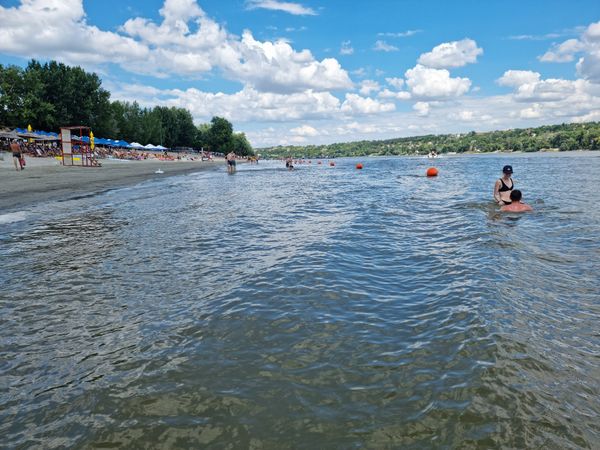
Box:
0 155 220 211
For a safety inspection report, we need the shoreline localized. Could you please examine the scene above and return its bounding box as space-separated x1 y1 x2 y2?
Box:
0 157 220 211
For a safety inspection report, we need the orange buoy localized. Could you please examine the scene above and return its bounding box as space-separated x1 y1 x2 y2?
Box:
426 167 439 177
356 163 363 170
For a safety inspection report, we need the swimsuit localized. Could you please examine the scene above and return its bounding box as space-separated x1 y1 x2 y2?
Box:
498 178 513 204
498 178 513 192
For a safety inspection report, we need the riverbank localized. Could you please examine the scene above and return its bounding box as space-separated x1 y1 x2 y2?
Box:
0 156 220 211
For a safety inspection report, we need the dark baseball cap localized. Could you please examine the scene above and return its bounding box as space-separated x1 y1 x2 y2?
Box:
503 165 513 174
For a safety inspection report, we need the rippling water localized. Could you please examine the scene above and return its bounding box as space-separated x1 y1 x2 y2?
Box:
2 152 599 449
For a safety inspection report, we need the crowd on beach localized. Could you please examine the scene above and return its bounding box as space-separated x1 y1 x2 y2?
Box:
1 137 219 167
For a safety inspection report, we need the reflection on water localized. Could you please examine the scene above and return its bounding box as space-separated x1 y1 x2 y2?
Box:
1 152 599 448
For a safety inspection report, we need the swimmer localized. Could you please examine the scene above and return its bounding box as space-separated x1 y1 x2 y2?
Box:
493 165 514 206
500 190 533 212
226 151 237 173
285 156 294 170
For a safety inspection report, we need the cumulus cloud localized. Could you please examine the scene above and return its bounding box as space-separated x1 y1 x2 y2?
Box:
497 70 541 87
539 20 600 82
539 39 585 62
359 80 381 96
0 0 350 94
291 125 319 136
0 0 149 65
341 94 396 114
405 64 471 98
417 38 483 68
413 102 430 116
245 0 317 16
373 40 399 52
225 31 353 93
378 89 411 100
386 77 405 89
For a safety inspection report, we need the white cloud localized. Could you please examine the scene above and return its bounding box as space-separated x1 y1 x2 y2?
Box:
417 38 483 68
386 77 405 89
539 20 600 82
497 70 541 87
359 80 381 96
291 125 319 136
0 0 149 65
519 104 542 119
378 30 422 38
539 39 585 62
405 64 471 98
245 0 317 16
225 31 353 93
378 89 411 100
341 94 396 114
340 41 354 55
0 0 350 94
413 102 430 116
373 40 399 52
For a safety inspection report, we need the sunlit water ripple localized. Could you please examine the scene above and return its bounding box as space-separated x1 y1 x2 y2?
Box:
1 152 599 448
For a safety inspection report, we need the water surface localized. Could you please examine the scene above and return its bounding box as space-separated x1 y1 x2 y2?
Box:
1 152 599 448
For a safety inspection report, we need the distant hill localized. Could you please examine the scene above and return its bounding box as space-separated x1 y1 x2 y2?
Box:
258 122 600 158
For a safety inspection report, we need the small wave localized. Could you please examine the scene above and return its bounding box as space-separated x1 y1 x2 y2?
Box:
0 211 28 224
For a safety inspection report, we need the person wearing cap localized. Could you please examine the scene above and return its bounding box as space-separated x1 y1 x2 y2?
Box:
493 165 514 206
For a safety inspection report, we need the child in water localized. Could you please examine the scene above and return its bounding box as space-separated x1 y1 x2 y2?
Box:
500 190 533 212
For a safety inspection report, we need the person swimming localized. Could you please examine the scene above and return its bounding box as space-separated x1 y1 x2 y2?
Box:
500 190 533 212
493 165 514 206
285 156 294 170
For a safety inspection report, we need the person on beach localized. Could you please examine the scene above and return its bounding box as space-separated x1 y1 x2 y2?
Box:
493 165 514 205
226 151 237 173
501 190 533 212
10 139 24 171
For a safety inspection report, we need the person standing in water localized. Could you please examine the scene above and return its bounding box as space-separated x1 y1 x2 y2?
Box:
501 190 533 212
285 156 293 170
493 165 514 206
10 139 24 171
226 151 237 174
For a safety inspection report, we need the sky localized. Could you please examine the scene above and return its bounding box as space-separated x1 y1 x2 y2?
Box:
0 0 599 147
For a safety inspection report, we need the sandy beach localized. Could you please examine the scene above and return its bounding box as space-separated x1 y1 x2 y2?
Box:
0 154 220 211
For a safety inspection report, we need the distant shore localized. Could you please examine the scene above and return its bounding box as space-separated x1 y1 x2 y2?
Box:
0 155 220 211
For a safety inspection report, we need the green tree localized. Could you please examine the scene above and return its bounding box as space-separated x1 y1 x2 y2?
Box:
232 132 254 156
209 116 234 153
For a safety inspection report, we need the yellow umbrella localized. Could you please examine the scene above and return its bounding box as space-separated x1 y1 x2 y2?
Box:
90 130 95 150
27 124 33 143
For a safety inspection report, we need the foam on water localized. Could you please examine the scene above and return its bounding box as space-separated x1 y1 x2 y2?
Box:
0 210 28 224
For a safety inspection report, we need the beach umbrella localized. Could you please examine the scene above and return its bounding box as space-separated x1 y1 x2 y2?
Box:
27 124 33 143
90 130 95 150
144 143 157 149
130 142 144 148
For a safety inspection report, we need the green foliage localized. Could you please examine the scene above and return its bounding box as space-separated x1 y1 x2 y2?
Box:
208 116 234 153
259 122 600 158
0 59 254 154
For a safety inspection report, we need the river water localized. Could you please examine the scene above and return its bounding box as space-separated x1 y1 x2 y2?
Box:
1 152 599 449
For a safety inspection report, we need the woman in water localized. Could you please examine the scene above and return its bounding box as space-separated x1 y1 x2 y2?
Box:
493 165 514 206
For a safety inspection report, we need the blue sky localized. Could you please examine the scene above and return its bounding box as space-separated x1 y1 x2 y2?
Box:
1 0 599 146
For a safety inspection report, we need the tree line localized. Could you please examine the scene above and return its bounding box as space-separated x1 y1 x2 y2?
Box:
0 60 253 155
260 122 600 159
